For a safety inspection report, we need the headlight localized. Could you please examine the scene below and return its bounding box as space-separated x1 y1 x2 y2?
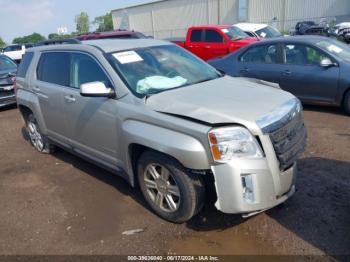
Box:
208 127 264 162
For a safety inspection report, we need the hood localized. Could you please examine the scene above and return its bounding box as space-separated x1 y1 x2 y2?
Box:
146 76 295 132
336 22 350 30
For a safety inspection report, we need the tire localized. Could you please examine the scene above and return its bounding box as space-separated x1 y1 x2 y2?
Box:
137 150 205 223
26 114 55 153
344 91 350 116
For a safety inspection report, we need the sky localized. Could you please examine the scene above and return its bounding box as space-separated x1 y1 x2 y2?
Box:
0 0 153 43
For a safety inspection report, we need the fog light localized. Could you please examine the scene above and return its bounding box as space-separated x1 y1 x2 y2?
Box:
241 174 255 203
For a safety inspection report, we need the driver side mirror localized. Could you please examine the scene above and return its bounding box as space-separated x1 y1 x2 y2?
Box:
320 58 337 68
80 81 115 98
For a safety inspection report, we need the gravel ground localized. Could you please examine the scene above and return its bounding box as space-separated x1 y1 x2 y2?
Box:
0 105 349 258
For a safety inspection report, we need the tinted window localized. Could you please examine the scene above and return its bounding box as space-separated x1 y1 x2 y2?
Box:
37 52 70 86
204 30 224 43
70 53 111 89
17 52 34 77
240 45 278 63
0 55 17 71
4 45 22 52
190 30 202 42
284 44 329 65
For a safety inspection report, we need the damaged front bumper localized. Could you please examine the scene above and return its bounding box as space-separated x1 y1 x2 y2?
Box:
0 85 16 108
211 158 296 215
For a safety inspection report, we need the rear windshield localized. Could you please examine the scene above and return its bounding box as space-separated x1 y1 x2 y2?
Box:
255 26 282 38
4 45 22 52
17 52 34 77
221 26 249 41
0 56 17 71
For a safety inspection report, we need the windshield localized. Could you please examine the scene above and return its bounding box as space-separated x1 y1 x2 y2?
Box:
0 56 17 71
108 45 221 97
255 26 282 38
222 26 249 41
316 39 350 63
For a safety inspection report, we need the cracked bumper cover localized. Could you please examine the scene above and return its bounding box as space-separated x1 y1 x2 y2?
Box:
211 158 296 214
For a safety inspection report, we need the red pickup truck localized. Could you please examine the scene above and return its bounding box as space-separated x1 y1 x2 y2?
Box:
172 25 259 61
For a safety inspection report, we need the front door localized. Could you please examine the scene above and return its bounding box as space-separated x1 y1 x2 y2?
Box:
201 29 228 61
236 43 282 83
62 52 121 167
279 44 340 103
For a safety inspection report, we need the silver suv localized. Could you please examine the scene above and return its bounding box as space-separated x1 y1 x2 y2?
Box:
16 39 307 223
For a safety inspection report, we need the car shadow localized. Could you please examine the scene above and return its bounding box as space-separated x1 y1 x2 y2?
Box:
268 157 350 256
302 104 346 116
0 104 17 112
20 127 150 213
19 128 350 255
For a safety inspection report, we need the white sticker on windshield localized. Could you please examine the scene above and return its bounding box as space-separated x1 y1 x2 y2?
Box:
221 29 229 33
328 44 342 54
113 51 143 64
260 32 267 38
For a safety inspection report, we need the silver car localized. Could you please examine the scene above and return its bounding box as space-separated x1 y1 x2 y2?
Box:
16 39 307 223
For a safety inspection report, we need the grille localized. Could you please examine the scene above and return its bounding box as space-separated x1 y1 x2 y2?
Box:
0 89 15 98
269 111 307 170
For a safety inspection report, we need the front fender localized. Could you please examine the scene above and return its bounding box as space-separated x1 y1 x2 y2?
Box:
122 120 211 172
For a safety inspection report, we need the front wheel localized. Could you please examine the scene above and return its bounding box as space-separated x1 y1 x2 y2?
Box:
137 151 205 223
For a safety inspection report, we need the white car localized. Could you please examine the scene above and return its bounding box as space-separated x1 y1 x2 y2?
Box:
1 44 25 62
235 23 282 39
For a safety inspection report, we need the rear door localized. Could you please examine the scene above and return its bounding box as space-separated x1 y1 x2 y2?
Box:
279 43 340 102
235 43 282 83
185 29 204 59
61 52 120 167
35 52 70 143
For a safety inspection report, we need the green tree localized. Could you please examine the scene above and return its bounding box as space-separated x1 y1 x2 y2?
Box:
48 33 60 40
93 12 113 32
12 33 46 44
75 12 90 34
0 37 5 48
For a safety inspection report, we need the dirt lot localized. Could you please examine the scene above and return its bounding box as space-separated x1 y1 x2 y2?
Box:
0 105 349 258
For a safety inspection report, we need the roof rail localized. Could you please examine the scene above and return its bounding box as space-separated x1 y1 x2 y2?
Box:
36 39 81 46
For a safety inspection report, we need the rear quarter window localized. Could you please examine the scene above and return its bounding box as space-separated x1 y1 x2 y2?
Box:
17 52 34 78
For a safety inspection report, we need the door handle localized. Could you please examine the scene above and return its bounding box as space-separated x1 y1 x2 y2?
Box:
32 86 40 92
64 95 76 103
204 46 211 49
241 68 250 73
282 70 292 76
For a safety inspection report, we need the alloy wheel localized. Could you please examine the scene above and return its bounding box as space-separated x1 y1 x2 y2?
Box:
144 163 181 213
28 121 44 151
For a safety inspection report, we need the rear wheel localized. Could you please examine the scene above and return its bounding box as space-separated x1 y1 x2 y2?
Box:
26 114 55 153
343 91 350 115
137 150 205 223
